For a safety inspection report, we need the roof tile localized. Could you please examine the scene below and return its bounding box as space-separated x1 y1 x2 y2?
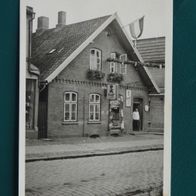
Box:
136 37 165 63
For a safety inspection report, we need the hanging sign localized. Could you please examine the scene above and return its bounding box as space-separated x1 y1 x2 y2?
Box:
126 89 132 107
145 105 149 112
107 84 117 100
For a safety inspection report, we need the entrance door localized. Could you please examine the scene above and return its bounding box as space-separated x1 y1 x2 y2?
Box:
133 98 143 130
38 101 47 138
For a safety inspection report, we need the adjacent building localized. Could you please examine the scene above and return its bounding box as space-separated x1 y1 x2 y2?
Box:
30 11 162 138
137 37 165 132
26 6 40 138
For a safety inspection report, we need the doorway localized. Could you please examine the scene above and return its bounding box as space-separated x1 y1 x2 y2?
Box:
38 86 48 139
133 98 143 131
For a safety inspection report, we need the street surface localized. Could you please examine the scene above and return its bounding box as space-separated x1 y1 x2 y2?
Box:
26 150 163 196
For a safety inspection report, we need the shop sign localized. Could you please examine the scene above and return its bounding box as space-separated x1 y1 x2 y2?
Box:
107 84 117 99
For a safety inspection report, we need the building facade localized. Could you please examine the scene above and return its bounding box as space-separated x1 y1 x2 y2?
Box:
137 37 165 132
31 12 160 138
26 6 40 138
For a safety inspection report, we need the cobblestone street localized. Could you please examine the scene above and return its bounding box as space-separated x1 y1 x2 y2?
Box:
26 150 163 196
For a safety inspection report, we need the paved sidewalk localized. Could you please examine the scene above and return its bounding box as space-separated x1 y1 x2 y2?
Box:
26 134 163 162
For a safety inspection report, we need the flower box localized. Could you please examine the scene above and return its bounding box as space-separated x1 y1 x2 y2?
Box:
86 69 105 80
107 73 123 83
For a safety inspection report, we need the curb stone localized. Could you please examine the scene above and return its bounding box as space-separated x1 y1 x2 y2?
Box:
26 144 163 162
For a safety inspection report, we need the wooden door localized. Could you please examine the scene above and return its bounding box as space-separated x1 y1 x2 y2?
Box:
38 101 47 138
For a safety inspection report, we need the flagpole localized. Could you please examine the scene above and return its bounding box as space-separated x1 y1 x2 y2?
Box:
133 38 137 48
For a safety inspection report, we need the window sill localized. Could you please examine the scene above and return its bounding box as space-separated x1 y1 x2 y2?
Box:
87 121 101 124
62 121 78 125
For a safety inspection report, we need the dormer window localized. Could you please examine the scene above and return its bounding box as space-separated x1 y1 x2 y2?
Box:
90 48 102 71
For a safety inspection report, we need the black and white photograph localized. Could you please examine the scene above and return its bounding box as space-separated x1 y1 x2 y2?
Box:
19 0 172 195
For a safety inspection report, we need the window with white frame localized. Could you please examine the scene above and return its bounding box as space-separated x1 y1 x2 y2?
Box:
64 92 77 121
120 54 127 74
120 63 127 74
89 94 101 121
110 62 117 73
120 54 127 62
90 49 102 71
110 52 116 59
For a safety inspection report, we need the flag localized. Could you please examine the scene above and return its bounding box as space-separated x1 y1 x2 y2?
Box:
129 16 144 40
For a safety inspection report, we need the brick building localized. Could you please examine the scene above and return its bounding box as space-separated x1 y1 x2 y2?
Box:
31 12 161 138
137 37 165 132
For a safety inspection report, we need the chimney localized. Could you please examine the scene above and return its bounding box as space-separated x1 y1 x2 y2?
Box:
56 11 66 28
37 16 49 32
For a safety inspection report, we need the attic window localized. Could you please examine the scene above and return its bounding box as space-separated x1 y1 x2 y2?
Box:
48 49 56 54
90 48 102 71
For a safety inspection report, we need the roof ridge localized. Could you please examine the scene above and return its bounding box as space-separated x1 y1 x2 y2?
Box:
66 14 112 26
35 14 112 32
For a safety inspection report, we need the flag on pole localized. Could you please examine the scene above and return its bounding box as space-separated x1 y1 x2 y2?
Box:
129 16 144 40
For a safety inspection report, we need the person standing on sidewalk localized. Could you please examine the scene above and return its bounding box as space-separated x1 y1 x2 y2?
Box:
132 108 140 131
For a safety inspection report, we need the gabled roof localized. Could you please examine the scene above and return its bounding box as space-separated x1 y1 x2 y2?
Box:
32 15 111 80
32 13 160 93
136 37 165 63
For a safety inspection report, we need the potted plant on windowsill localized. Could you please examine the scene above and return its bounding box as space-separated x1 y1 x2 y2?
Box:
86 69 105 80
106 57 121 63
107 73 123 83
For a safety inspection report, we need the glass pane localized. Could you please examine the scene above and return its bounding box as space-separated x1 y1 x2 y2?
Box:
65 112 70 120
65 93 70 101
72 104 76 112
91 49 95 55
65 104 70 112
89 95 94 102
95 95 100 102
89 104 94 112
96 51 100 57
71 112 76 120
95 104 100 112
95 113 99 120
90 113 94 120
72 93 76 101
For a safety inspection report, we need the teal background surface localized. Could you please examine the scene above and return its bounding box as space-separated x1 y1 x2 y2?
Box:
0 0 196 195
0 0 19 195
172 0 196 195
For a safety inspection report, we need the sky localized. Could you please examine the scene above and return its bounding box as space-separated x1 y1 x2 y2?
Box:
26 0 169 39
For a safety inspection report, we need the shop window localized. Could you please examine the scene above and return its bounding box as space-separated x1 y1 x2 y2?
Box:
90 48 102 71
89 94 101 121
26 79 36 129
64 92 77 121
